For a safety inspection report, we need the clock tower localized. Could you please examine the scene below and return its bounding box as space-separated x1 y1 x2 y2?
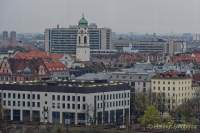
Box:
76 15 90 62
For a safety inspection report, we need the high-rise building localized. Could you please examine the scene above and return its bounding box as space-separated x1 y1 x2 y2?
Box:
10 31 16 44
2 31 8 41
44 16 112 54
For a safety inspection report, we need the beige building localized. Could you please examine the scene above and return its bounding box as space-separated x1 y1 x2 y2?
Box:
151 71 193 112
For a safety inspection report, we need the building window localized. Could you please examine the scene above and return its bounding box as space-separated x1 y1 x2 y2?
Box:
67 104 70 109
13 93 16 99
23 94 25 99
18 94 20 99
32 94 35 99
57 95 60 101
72 104 75 109
13 101 15 106
168 87 170 91
84 36 87 44
32 102 35 107
8 93 11 98
77 96 80 102
23 101 25 107
163 87 165 91
18 101 20 106
45 93 47 96
52 95 55 100
3 101 6 106
72 96 75 101
83 96 86 102
62 103 65 109
37 94 40 100
62 96 65 101
27 94 30 99
27 102 30 107
78 104 80 109
37 102 40 107
67 96 70 101
8 101 11 106
83 104 86 110
3 93 6 98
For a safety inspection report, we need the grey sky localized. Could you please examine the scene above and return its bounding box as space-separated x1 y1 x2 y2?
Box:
1 0 200 33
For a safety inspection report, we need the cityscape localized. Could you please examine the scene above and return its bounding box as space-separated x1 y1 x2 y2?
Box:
1 0 200 133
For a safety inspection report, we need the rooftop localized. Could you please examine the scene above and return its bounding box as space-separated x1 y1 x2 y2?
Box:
152 71 191 79
0 81 130 93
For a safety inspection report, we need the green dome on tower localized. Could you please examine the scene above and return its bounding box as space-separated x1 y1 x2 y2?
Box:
78 14 88 28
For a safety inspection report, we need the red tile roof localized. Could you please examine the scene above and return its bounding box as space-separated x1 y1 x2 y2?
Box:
14 50 64 60
44 61 66 72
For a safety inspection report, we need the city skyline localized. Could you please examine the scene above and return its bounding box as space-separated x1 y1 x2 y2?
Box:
1 0 200 33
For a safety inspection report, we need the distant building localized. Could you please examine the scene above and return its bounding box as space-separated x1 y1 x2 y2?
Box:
44 15 112 55
0 82 130 125
165 40 187 56
114 38 167 54
10 31 17 44
2 31 8 41
193 33 200 41
151 71 193 112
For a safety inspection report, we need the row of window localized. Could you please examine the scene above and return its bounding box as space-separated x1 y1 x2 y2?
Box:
153 86 191 91
2 93 41 100
52 95 86 102
52 103 86 110
154 92 193 97
95 93 129 101
3 100 41 108
97 100 129 109
153 80 190 85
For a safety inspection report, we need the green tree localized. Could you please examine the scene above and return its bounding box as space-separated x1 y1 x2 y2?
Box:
138 105 161 127
134 93 150 115
0 104 3 121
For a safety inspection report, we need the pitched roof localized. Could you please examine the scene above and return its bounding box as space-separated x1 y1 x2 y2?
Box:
14 50 64 60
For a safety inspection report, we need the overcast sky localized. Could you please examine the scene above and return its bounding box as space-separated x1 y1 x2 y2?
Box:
1 0 200 33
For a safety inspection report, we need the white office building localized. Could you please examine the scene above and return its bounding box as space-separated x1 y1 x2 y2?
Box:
44 15 112 55
0 82 130 125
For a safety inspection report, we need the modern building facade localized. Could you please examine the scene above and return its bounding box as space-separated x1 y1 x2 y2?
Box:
44 16 112 55
2 31 8 41
10 31 17 44
0 82 130 125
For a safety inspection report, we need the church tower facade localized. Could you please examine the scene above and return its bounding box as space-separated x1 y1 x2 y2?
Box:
76 15 90 62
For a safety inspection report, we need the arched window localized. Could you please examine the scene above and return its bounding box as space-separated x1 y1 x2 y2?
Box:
84 36 87 44
79 36 81 44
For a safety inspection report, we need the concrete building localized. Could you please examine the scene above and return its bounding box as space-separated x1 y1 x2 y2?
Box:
10 31 17 44
0 82 130 125
151 71 193 112
193 33 200 42
165 40 187 56
2 31 8 41
44 16 112 55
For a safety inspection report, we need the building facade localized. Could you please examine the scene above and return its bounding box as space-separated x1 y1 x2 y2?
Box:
0 82 130 125
44 16 112 55
151 71 193 112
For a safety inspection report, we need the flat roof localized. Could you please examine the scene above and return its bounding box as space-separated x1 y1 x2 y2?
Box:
0 83 130 93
